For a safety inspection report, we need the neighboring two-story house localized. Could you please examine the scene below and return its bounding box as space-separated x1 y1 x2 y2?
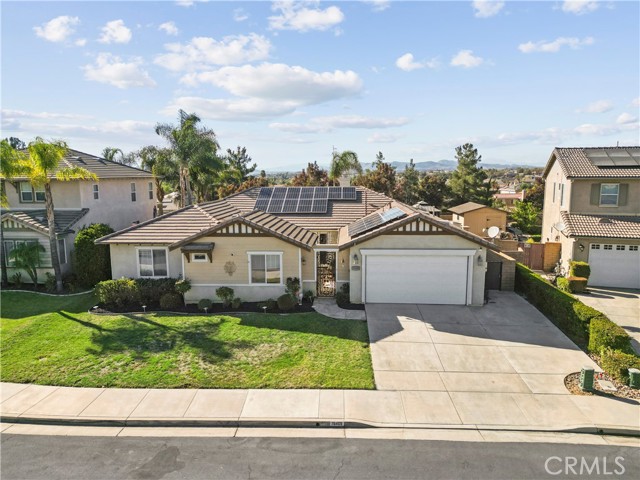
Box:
541 147 640 289
1 149 156 282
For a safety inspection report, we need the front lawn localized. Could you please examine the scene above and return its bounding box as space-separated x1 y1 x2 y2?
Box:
0 291 374 389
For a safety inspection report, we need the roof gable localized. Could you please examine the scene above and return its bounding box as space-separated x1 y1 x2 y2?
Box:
448 202 505 215
543 147 640 179
1 209 89 235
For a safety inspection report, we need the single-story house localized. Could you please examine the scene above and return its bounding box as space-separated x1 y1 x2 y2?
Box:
97 186 502 306
447 202 508 237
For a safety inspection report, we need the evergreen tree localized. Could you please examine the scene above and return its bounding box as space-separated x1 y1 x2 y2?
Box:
449 143 487 204
419 172 452 208
353 152 396 197
395 158 421 204
290 162 330 186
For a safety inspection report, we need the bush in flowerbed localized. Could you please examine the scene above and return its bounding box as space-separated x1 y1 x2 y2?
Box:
556 277 570 293
216 287 235 308
159 292 184 310
95 278 140 309
336 283 350 307
567 276 588 293
569 261 591 280
232 297 242 309
136 278 177 307
277 293 296 312
600 348 640 384
589 317 633 354
198 298 212 311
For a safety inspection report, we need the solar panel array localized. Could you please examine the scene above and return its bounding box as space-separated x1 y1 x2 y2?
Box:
255 186 357 214
586 149 640 167
348 207 406 238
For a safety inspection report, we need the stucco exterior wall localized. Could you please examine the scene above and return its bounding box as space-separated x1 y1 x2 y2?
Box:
460 208 507 236
542 160 571 243
4 180 81 209
109 244 182 280
570 179 640 215
347 234 487 306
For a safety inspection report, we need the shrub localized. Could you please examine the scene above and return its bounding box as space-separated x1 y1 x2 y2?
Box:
556 277 570 292
44 272 56 293
303 290 314 303
336 283 350 306
257 298 278 311
600 348 640 384
95 278 140 308
216 287 235 307
73 223 114 287
174 277 192 295
232 297 242 309
10 272 23 288
159 292 183 310
277 293 296 312
569 261 591 280
567 276 588 293
136 278 176 307
529 234 541 242
285 277 301 298
198 298 212 311
9 242 44 285
589 317 633 354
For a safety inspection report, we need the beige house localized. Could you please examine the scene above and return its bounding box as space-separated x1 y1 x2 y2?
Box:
2 149 155 281
448 202 508 237
97 186 501 306
541 147 640 289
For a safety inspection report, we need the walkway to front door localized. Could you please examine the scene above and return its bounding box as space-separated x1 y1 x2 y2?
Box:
316 251 336 297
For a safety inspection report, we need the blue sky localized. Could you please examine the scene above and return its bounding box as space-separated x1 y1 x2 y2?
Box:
2 0 639 169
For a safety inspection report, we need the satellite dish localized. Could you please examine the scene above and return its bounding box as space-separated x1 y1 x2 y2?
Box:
487 226 500 239
553 222 566 232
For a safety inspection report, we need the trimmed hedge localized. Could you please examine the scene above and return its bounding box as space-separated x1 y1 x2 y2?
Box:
515 264 589 347
589 317 633 354
277 293 296 312
159 292 183 310
567 276 588 293
569 261 591 279
556 277 570 293
73 224 114 287
95 278 140 308
600 348 640 383
137 278 177 307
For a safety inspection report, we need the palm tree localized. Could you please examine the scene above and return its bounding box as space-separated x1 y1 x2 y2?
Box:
155 110 221 207
329 150 362 186
21 138 97 292
138 146 178 216
0 139 28 286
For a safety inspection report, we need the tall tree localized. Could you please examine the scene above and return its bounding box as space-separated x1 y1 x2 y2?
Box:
511 200 541 234
138 146 177 216
102 147 136 166
394 158 421 204
290 162 330 186
22 138 97 292
449 143 487 205
155 110 221 207
353 152 396 197
215 146 258 197
524 178 545 210
329 150 362 185
418 172 452 208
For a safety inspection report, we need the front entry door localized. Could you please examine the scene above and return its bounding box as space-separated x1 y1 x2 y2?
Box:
316 251 336 297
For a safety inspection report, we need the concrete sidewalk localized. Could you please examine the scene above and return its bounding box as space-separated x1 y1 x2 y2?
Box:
2 382 639 435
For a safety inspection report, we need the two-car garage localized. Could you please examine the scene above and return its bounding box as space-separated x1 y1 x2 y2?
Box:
361 249 476 305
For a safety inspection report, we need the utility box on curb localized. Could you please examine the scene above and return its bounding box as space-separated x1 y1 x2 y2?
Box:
580 367 594 391
629 368 640 389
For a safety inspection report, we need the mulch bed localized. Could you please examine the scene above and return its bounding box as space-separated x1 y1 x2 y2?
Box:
336 302 365 311
91 300 316 315
564 353 640 401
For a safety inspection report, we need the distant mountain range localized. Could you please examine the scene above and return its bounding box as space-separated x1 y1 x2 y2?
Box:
264 159 539 173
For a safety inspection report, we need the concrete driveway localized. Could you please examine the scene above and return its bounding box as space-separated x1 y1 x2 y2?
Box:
573 287 640 354
364 292 605 426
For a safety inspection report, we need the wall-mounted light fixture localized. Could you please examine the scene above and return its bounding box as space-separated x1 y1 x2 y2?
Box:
301 257 306 265
578 243 585 252
477 254 483 266
352 254 359 266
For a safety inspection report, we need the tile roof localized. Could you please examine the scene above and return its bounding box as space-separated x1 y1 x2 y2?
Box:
448 202 504 215
10 148 153 180
560 212 640 239
543 147 640 179
97 186 498 251
1 209 89 235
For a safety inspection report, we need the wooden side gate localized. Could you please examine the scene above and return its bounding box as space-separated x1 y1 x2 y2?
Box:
520 242 545 270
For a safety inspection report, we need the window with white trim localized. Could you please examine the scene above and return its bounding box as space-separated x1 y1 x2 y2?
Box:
616 245 625 251
138 248 168 277
629 246 638 252
552 182 556 202
19 182 33 202
131 183 137 202
250 253 281 284
57 238 67 264
603 244 613 250
591 244 600 250
3 239 40 266
148 182 154 200
191 253 207 262
560 183 565 207
600 184 619 206
93 184 99 200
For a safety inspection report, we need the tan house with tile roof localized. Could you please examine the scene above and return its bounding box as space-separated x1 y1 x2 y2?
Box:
97 186 501 306
541 146 640 288
1 149 155 281
447 202 508 236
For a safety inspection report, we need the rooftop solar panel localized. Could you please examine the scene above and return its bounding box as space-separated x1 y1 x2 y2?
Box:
343 187 357 200
255 186 358 213
348 207 407 238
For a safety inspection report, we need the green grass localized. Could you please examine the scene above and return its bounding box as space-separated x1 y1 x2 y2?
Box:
0 291 374 389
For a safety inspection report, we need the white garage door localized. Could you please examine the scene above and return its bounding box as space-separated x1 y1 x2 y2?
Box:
589 244 640 289
363 250 473 304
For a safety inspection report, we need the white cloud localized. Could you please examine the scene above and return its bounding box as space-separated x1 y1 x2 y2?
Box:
366 1 390 12
162 96 298 121
632 98 640 107
617 113 638 125
180 63 362 105
98 19 132 44
269 1 344 32
75 38 87 47
472 1 505 18
33 15 80 43
176 0 194 6
82 53 156 89
395 53 438 72
1 109 91 120
562 1 599 15
233 8 249 22
154 34 271 71
450 50 484 68
159 21 179 36
518 36 594 53
367 133 402 143
270 115 409 133
577 100 614 113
